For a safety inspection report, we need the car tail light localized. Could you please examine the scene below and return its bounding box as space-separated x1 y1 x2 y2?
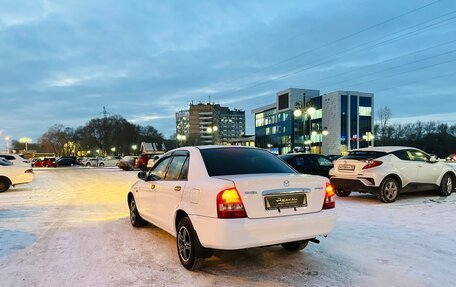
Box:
362 160 383 170
323 182 335 209
25 169 33 173
217 188 247 218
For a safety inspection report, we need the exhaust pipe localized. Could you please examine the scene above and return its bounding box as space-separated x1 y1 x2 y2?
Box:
309 238 320 244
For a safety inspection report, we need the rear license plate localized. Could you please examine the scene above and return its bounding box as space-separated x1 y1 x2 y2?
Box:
338 164 355 171
264 193 307 210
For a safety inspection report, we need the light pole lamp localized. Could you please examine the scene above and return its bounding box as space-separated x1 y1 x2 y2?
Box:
19 137 32 151
363 132 375 146
5 135 11 152
206 126 218 145
176 134 187 147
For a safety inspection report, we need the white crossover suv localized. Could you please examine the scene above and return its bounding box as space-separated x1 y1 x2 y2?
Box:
0 161 34 192
127 146 336 270
330 146 456 203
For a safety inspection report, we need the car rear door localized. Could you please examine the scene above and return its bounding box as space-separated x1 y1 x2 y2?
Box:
152 152 189 234
313 155 333 177
293 155 316 174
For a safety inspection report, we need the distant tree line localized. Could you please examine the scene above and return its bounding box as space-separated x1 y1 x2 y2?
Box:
13 115 176 156
374 106 456 157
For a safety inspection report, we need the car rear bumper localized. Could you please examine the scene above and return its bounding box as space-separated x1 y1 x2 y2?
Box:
189 210 336 250
330 177 378 193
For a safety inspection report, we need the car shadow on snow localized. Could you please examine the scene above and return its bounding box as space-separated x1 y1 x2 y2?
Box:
338 189 454 205
0 229 37 257
199 245 358 285
0 207 41 219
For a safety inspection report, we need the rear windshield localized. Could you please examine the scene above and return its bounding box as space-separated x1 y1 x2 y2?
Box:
200 148 295 176
341 150 387 160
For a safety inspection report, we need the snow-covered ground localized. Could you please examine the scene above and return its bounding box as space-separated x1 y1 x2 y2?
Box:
0 168 455 287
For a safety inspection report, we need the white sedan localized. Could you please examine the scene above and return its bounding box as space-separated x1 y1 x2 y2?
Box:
127 146 336 270
0 161 34 192
330 146 456 203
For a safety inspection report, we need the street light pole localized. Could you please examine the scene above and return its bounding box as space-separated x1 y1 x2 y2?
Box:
5 136 11 152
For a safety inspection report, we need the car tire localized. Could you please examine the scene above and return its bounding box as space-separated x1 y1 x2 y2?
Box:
99 163 104 167
378 177 400 203
439 174 454 196
129 196 146 227
86 163 91 167
281 240 309 251
335 189 351 197
0 177 10 193
177 217 209 271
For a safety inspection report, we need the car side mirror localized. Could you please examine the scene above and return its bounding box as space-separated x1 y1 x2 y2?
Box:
429 155 438 163
137 171 147 180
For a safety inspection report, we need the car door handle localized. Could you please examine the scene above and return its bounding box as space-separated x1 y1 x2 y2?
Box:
150 184 155 189
174 186 182 191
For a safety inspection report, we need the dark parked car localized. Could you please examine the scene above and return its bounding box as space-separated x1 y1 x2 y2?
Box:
57 158 80 167
279 153 334 178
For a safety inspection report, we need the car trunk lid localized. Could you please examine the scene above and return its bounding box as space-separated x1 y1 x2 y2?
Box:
214 173 327 219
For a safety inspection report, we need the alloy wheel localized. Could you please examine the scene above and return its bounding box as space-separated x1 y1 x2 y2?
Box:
383 180 398 201
130 200 136 224
446 177 453 193
178 226 192 262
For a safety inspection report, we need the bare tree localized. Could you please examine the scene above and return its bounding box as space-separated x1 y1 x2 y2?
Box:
377 106 392 145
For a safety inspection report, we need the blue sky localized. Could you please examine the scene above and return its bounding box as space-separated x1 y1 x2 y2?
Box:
1 0 456 143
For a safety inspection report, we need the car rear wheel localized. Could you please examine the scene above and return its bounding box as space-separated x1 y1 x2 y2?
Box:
0 178 10 193
281 240 309 251
99 163 104 167
439 174 454 196
335 189 351 197
177 217 210 270
378 177 400 203
129 197 146 227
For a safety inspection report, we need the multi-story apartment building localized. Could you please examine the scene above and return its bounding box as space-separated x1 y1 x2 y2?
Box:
176 102 246 145
252 88 374 155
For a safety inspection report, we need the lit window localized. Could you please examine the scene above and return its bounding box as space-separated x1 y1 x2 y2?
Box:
359 107 372 116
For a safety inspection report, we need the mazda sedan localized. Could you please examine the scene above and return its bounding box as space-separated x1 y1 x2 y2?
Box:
127 146 336 270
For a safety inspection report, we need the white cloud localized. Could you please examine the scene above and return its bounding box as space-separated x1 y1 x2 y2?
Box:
129 114 175 123
392 112 456 124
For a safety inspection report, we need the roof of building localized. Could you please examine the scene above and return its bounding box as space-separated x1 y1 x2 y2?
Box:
251 103 276 114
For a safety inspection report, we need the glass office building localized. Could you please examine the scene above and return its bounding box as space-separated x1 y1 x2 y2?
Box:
253 88 374 155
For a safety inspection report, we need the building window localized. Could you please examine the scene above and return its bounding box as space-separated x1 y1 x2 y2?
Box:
350 95 358 149
359 96 372 107
341 95 348 146
278 93 289 110
359 106 372 116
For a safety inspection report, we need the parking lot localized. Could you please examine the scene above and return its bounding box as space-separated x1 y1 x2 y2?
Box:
0 168 455 287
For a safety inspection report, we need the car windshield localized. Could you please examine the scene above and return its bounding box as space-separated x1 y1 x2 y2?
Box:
200 148 295 176
341 150 387 160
